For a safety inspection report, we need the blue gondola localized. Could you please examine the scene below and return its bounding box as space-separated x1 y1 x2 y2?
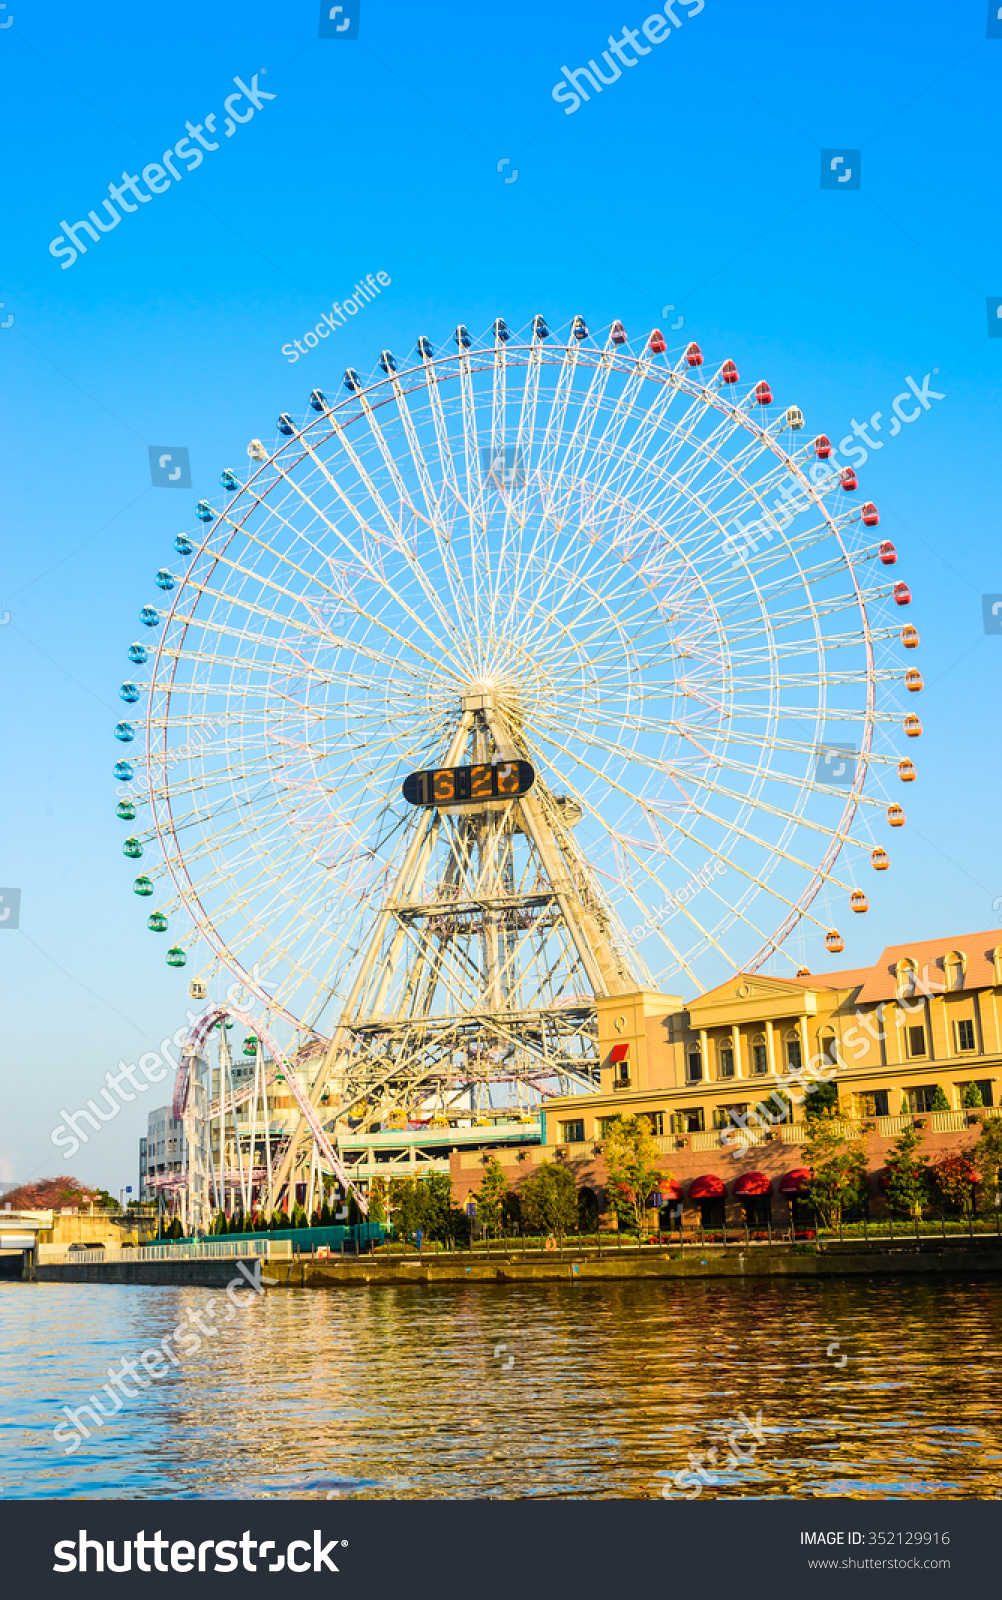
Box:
174 534 194 556
128 643 148 665
277 414 296 436
416 336 434 359
379 350 397 374
140 606 161 628
344 368 362 392
120 683 141 703
219 469 240 491
454 325 471 349
196 502 214 522
115 721 135 742
571 315 589 341
113 760 134 782
493 318 510 342
155 569 175 591
310 390 329 411
533 315 550 339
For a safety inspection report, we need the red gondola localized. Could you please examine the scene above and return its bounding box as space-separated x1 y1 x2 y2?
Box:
753 380 772 405
839 467 858 491
904 668 923 692
721 359 739 384
901 624 919 648
893 581 911 605
814 434 832 458
685 341 703 366
904 714 922 738
862 501 880 526
649 329 666 354
879 541 897 564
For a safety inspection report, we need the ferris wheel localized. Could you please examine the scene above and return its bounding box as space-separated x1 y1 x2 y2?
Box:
113 313 917 1184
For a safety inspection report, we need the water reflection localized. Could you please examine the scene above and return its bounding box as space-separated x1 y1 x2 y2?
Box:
1 1278 999 1499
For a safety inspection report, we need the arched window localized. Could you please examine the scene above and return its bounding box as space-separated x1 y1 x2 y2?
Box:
751 1032 768 1075
783 1027 802 1072
687 1045 703 1083
944 950 967 992
895 958 918 1000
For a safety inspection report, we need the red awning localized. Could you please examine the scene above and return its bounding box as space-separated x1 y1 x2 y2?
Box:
688 1173 726 1199
608 1043 630 1062
662 1178 683 1201
732 1171 772 1197
778 1167 811 1195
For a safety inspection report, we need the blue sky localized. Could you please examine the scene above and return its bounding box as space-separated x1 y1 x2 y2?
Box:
3 0 1001 1192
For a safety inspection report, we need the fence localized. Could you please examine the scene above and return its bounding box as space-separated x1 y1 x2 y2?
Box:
38 1238 293 1265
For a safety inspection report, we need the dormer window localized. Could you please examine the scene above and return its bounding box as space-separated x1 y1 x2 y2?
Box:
944 950 967 992
895 958 918 1000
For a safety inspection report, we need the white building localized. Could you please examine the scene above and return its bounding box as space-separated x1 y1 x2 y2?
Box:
140 1105 187 1201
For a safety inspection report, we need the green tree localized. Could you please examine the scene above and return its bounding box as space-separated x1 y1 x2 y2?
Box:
520 1160 578 1242
291 1203 309 1230
884 1123 930 1219
320 1200 332 1226
602 1115 665 1232
474 1158 509 1236
803 1079 839 1119
801 1112 869 1228
973 1116 1002 1207
963 1080 984 1109
168 1216 183 1239
368 1177 387 1225
929 1084 950 1111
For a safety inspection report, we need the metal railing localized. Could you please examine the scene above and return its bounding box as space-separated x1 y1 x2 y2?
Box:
39 1238 293 1265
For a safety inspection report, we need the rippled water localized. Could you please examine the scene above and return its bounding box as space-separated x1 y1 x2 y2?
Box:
1 1277 1000 1499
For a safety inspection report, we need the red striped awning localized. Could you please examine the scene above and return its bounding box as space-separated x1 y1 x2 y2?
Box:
778 1167 811 1195
688 1173 726 1199
732 1171 772 1197
609 1043 630 1062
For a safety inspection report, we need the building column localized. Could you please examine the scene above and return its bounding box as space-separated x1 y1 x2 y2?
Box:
798 1015 810 1074
765 1019 776 1075
732 1024 742 1078
698 1027 708 1082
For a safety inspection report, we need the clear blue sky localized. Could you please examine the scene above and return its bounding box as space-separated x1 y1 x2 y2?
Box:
2 0 1001 1192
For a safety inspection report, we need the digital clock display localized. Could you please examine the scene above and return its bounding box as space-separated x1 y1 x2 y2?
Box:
402 761 536 808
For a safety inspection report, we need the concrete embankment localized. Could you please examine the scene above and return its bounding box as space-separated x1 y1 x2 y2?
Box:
34 1237 1002 1287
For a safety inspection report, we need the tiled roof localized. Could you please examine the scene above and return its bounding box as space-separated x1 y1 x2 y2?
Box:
756 931 1002 1004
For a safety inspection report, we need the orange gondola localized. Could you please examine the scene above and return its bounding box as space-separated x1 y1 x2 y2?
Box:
904 668 923 692
898 759 916 782
901 624 919 648
825 930 844 954
886 803 906 826
871 847 889 871
904 714 922 737
850 889 869 913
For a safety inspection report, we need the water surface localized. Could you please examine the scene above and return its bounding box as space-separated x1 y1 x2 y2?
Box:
1 1277 999 1499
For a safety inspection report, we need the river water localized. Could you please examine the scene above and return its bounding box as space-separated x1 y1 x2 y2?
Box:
1 1277 999 1499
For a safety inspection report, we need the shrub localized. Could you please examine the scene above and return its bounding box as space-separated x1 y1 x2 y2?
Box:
963 1081 984 1109
929 1084 950 1112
